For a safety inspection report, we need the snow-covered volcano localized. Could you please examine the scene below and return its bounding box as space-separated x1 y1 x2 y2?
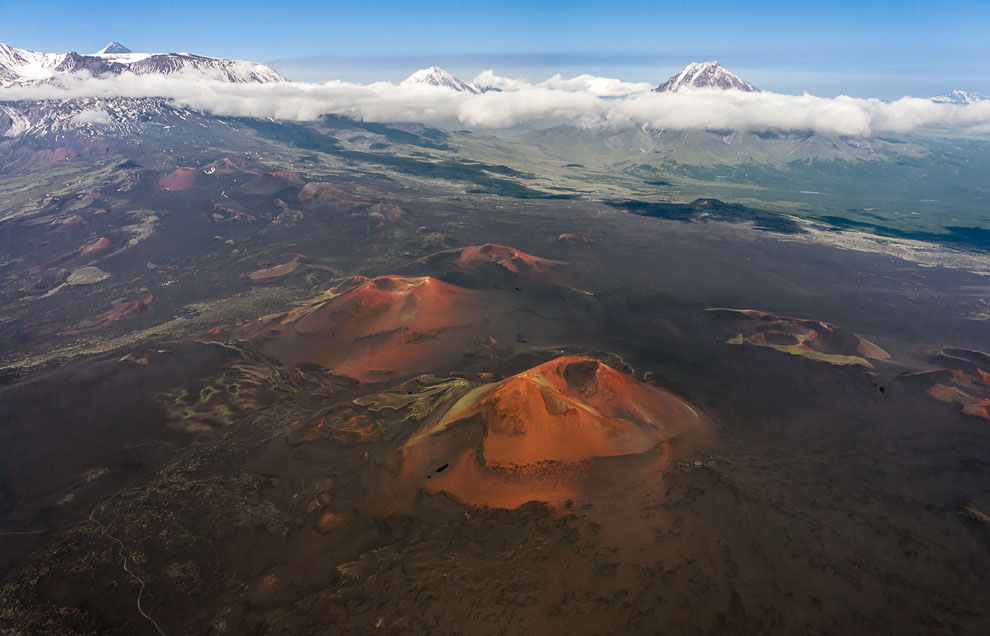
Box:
932 90 984 105
401 66 480 93
94 42 132 55
653 61 758 93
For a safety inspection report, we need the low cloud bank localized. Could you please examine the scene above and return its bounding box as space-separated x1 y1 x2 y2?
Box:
2 69 989 136
472 70 653 96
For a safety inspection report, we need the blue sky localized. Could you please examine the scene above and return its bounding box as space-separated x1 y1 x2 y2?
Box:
2 0 989 97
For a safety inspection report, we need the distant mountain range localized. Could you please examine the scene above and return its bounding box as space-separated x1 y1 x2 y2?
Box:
0 41 287 136
0 41 285 87
3 44 983 105
1 44 986 142
398 61 763 95
399 62 987 106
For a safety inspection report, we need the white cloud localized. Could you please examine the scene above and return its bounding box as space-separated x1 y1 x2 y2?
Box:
471 70 652 96
607 91 878 136
537 73 653 97
471 69 533 93
2 70 990 137
70 107 111 125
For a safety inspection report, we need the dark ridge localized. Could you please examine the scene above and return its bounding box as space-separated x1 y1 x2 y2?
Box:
608 198 804 234
753 130 786 140
818 216 990 250
335 150 567 198
236 118 342 154
320 115 452 150
237 117 563 198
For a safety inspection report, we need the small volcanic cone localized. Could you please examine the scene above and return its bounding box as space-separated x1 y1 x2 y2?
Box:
234 275 480 382
297 182 370 206
240 171 302 195
708 308 890 368
900 348 990 419
79 237 111 258
452 244 557 275
419 243 561 288
158 168 202 191
934 348 990 370
96 294 154 328
396 356 706 509
53 147 76 161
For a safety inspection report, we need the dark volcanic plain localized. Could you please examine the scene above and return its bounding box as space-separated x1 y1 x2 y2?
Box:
1 114 989 635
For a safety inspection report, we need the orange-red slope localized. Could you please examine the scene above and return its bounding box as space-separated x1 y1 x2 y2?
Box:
902 348 990 420
417 243 564 289
237 275 480 382
79 237 111 258
452 243 558 276
98 294 154 328
398 356 706 509
158 168 202 191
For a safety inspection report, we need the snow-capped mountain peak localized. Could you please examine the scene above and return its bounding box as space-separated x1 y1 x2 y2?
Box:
653 61 758 93
1 42 286 137
931 90 984 105
401 66 480 94
0 42 285 87
95 42 132 55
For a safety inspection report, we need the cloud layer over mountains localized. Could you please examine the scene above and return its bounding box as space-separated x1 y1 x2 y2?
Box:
2 69 989 136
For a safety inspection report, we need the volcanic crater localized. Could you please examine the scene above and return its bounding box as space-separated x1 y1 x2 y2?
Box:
395 355 708 509
232 275 482 382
